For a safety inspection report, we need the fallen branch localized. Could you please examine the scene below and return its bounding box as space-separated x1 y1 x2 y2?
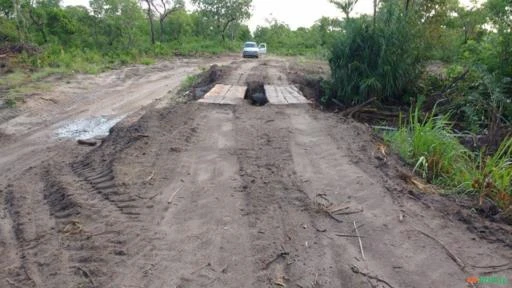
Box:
342 97 377 118
470 262 510 269
414 229 466 271
351 265 394 288
354 221 365 261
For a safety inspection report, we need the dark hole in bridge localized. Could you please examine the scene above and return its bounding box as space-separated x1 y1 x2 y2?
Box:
245 81 268 106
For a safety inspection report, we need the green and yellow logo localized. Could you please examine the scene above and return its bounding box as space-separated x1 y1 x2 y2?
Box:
466 275 509 286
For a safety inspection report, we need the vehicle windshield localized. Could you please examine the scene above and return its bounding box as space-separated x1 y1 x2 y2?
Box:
244 43 257 48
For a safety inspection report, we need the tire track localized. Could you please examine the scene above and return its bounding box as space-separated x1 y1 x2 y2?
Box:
232 105 354 287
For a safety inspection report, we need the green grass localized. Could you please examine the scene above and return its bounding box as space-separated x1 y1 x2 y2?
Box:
462 138 512 208
180 74 199 91
385 107 512 210
0 71 28 88
386 106 471 184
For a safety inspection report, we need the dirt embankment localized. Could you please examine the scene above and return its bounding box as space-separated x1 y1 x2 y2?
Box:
0 56 511 288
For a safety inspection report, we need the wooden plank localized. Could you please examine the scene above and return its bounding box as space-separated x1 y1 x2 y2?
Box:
265 85 310 104
203 84 231 98
283 86 306 104
198 96 225 103
199 84 246 105
265 85 288 104
221 85 246 105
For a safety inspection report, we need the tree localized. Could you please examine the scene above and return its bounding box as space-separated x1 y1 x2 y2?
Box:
191 0 252 41
329 0 358 20
148 0 184 41
142 0 155 44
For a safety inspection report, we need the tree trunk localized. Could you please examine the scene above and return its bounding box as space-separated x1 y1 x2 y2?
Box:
159 18 164 42
373 0 377 27
221 19 235 42
145 0 155 45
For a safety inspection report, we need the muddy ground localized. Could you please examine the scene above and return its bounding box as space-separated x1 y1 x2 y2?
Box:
0 56 511 288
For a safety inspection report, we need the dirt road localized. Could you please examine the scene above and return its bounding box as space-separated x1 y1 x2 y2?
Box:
0 57 511 288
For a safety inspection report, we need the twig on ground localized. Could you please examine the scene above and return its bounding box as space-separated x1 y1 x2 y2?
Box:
334 208 364 215
327 205 350 213
136 134 150 138
354 221 365 261
351 265 394 288
470 262 510 269
480 266 512 275
168 185 184 204
413 228 466 271
326 212 344 223
336 233 366 238
145 170 155 182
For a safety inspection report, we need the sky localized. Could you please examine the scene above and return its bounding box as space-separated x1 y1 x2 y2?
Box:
61 0 476 32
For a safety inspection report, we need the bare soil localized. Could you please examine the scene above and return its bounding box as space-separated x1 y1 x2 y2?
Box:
0 56 511 288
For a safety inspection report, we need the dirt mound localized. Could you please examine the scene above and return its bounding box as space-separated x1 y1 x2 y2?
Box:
188 64 231 100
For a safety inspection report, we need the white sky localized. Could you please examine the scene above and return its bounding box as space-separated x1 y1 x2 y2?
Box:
61 0 476 32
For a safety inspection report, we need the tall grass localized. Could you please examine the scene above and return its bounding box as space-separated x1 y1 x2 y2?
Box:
386 107 512 210
463 138 512 208
386 107 471 184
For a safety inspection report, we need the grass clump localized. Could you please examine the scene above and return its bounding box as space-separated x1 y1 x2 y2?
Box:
386 106 471 184
180 74 199 91
386 107 512 210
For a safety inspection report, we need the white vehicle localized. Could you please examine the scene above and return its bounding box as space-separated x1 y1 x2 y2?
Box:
258 43 267 54
242 42 267 58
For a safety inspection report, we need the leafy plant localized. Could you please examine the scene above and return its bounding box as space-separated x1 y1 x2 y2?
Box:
327 2 423 105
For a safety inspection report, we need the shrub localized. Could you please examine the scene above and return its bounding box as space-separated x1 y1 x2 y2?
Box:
328 2 422 105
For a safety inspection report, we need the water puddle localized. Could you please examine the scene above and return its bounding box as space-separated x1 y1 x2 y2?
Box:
56 116 124 140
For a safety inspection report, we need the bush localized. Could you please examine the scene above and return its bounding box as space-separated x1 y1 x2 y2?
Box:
327 3 422 105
